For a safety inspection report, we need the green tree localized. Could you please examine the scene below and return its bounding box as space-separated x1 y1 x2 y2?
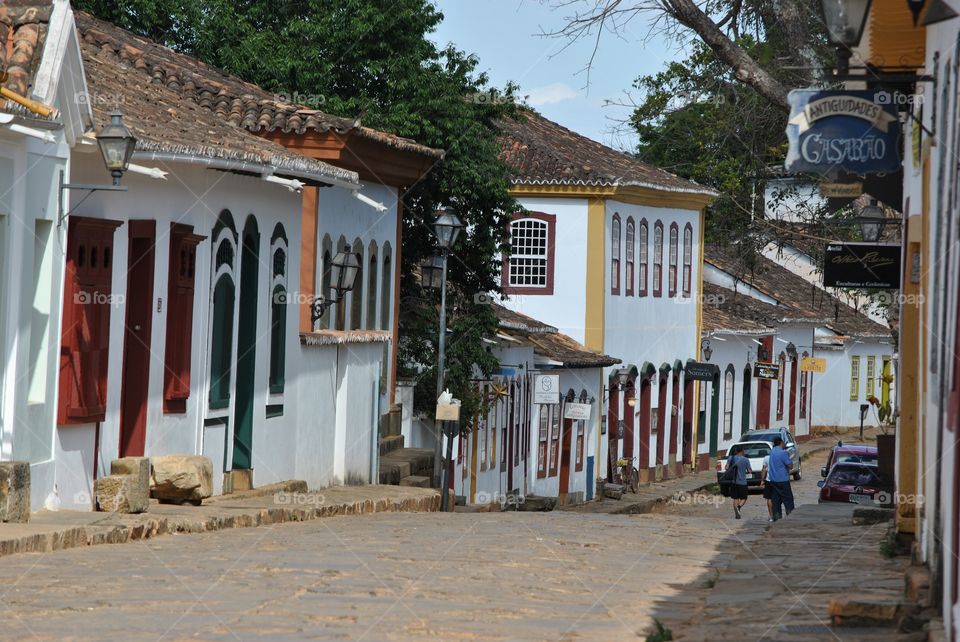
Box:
74 0 517 422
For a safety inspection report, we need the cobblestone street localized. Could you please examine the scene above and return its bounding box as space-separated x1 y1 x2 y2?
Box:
0 456 905 642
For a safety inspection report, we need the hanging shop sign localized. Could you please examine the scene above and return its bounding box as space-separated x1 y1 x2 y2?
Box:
823 243 902 289
800 357 827 373
685 361 718 382
753 362 780 380
533 374 560 404
820 181 863 198
563 402 592 421
785 89 901 175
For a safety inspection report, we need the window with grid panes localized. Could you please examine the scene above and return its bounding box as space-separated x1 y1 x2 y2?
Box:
508 217 549 288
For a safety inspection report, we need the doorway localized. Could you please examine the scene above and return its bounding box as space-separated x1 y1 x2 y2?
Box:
232 216 260 470
119 221 156 457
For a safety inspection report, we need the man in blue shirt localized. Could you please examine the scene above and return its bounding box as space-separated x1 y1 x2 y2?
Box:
767 437 795 521
727 445 752 519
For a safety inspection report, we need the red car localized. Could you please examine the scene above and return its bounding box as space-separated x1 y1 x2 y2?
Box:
820 443 878 478
817 462 883 504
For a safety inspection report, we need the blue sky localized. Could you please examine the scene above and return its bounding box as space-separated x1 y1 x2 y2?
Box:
429 0 686 150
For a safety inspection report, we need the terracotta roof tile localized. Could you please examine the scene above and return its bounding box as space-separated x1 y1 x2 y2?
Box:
493 304 620 368
705 245 890 339
499 110 717 196
74 12 442 160
0 1 52 108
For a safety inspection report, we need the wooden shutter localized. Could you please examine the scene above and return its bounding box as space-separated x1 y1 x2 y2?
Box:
58 217 123 425
163 224 205 413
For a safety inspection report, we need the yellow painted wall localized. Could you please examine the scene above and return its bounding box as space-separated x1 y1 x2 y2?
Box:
584 197 606 352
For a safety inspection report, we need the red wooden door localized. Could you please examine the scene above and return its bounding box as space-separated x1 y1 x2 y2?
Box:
119 221 156 457
607 382 620 481
639 379 652 471
788 357 798 428
756 336 773 427
507 380 515 491
559 417 573 494
657 372 669 467
623 382 635 459
682 378 694 467
669 371 680 470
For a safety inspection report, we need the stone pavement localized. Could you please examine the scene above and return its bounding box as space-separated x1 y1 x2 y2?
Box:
656 502 919 641
0 483 439 561
570 427 881 516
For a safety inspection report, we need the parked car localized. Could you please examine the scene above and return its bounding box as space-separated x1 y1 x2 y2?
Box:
817 462 883 504
821 443 878 478
739 428 802 480
716 440 773 488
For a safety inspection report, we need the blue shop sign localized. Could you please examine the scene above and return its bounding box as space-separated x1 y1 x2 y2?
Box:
785 89 901 175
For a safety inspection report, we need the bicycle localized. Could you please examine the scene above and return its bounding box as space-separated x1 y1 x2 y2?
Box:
616 457 640 494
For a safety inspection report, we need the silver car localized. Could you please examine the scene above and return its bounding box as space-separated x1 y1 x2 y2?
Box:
739 428 802 480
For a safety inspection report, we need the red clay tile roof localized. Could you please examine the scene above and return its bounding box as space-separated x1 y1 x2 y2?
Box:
0 2 52 106
75 14 357 186
705 245 891 339
499 110 717 196
701 283 779 335
74 12 442 160
493 304 620 368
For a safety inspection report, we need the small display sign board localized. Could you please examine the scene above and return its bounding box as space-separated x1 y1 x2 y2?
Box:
800 357 827 373
753 362 780 380
533 374 560 404
563 402 592 421
435 404 461 421
823 243 902 289
685 362 717 382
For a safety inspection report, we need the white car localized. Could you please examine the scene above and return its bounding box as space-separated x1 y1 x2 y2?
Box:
716 440 773 488
740 428 802 480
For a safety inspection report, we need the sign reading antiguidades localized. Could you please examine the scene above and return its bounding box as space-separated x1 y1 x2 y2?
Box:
785 89 901 175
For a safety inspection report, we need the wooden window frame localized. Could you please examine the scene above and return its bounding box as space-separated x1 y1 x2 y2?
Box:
682 223 693 297
776 352 786 420
638 219 649 297
653 221 664 297
625 217 635 296
865 355 876 398
163 223 206 414
723 365 735 439
537 406 548 478
548 403 561 476
611 214 621 295
502 212 556 295
850 356 861 401
269 225 288 395
668 223 679 297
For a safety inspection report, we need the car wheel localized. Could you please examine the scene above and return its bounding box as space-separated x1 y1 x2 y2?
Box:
792 466 802 481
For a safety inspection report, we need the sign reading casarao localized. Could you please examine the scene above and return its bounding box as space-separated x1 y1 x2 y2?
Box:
785 90 901 175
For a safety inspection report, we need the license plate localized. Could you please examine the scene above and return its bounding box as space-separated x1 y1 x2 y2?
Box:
748 473 758 480
849 493 873 504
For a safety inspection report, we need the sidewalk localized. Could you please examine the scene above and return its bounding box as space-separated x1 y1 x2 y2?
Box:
0 483 439 561
660 503 922 641
567 427 882 515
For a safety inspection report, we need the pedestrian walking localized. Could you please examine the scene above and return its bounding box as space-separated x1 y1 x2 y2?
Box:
760 452 773 522
727 444 751 519
767 437 795 521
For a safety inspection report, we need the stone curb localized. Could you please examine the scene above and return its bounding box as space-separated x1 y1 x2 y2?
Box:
0 486 440 561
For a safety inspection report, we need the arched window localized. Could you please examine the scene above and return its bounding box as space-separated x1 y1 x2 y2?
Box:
334 236 347 330
800 351 809 419
318 235 333 330
638 219 649 297
741 364 752 436
380 243 392 330
723 365 735 439
668 223 679 297
682 224 693 297
269 223 288 393
653 221 663 297
625 217 635 296
611 214 621 295
349 239 363 330
208 211 238 410
366 241 378 330
776 352 786 420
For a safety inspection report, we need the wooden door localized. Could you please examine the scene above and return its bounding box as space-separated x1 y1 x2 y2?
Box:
232 217 259 470
119 221 156 457
559 417 573 495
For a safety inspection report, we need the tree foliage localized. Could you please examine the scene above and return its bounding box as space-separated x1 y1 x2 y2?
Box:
74 0 518 422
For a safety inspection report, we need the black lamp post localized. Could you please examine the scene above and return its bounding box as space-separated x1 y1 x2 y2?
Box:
59 110 138 224
311 244 360 327
420 256 444 289
820 0 872 73
431 206 464 493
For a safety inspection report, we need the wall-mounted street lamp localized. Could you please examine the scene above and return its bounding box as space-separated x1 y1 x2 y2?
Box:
820 0 872 74
311 245 360 326
59 110 137 225
786 342 799 361
858 199 886 242
701 338 713 362
420 256 444 290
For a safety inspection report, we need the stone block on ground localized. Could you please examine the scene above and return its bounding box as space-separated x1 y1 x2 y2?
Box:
517 495 556 512
828 598 915 627
604 483 624 500
905 566 931 606
0 461 30 523
151 455 213 505
399 475 431 488
110 457 149 512
96 474 148 513
852 506 895 525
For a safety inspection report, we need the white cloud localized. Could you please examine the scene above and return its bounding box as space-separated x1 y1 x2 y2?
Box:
526 82 579 106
